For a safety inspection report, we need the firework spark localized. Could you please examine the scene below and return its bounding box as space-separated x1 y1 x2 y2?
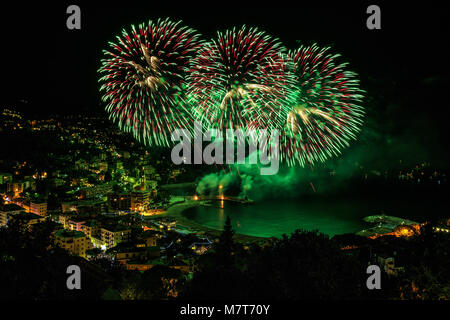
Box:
99 18 202 146
281 44 365 166
186 26 295 132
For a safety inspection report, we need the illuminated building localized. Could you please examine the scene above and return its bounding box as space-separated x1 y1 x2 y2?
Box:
100 225 131 249
0 203 24 227
434 226 450 233
109 244 160 264
131 189 151 212
29 200 47 217
12 198 29 212
190 237 213 255
54 229 93 258
107 192 131 211
80 220 99 239
67 217 87 231
358 215 422 238
169 259 193 273
58 214 71 229
61 202 77 213
81 182 113 199
90 236 104 250
393 225 419 237
7 181 24 198
125 259 164 271
61 199 107 214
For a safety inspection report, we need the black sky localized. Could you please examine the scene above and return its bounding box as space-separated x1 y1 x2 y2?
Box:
1 1 447 112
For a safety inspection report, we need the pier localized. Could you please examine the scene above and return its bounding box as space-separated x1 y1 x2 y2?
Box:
191 195 255 204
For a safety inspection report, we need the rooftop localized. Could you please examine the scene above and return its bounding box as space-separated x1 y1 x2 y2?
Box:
0 204 24 212
102 224 130 233
12 211 43 221
30 200 47 204
55 229 86 239
127 258 164 266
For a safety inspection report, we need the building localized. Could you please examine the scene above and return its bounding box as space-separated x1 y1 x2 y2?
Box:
377 256 405 276
169 258 194 273
130 189 151 212
7 179 36 196
100 225 131 249
67 217 87 232
98 161 108 172
80 220 99 239
9 211 45 228
7 181 24 197
0 203 24 227
90 235 105 250
11 198 29 212
125 257 192 274
190 237 213 255
81 182 113 199
54 229 93 258
29 200 47 217
61 199 106 214
108 244 160 264
61 202 76 213
107 192 131 212
0 173 13 185
59 214 73 229
433 218 450 233
136 232 158 248
124 259 164 272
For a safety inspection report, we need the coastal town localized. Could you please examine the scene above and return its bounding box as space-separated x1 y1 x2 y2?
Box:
0 108 274 274
1 107 449 299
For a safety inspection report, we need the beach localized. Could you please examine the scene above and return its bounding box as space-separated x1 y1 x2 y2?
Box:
159 200 271 244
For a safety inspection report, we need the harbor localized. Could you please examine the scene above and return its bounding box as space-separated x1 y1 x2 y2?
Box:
357 214 422 238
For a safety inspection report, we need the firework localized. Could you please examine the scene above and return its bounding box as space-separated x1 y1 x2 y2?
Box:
186 26 295 132
98 18 202 146
281 44 365 166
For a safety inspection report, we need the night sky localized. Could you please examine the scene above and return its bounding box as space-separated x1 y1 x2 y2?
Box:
1 1 449 164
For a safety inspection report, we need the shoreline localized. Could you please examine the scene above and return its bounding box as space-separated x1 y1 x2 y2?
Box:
159 199 424 242
158 200 272 244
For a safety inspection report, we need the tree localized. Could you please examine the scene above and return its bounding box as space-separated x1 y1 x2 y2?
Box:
88 175 97 185
183 229 365 299
118 265 185 300
104 171 112 182
213 215 235 268
0 219 106 299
